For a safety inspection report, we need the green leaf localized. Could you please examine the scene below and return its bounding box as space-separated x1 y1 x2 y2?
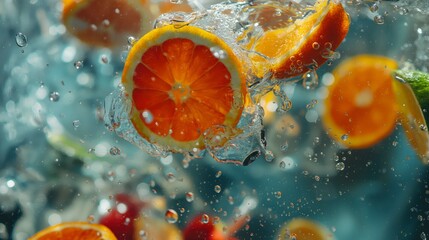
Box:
395 70 429 123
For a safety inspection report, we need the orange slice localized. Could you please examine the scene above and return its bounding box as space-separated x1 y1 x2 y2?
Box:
322 55 398 149
249 0 350 79
393 78 429 164
62 0 152 48
279 218 334 240
122 25 247 152
29 222 117 240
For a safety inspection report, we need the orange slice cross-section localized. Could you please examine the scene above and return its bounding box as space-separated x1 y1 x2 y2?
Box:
122 25 247 152
29 222 117 240
249 0 350 79
322 55 398 149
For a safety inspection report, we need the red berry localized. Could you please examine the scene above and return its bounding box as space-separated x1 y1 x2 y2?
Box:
99 194 143 240
183 214 227 240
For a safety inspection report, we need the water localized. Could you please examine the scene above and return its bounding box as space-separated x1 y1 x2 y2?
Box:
1 0 429 239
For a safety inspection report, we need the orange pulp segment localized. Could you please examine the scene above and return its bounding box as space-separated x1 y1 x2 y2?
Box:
28 222 117 240
279 218 334 240
322 55 398 149
393 79 429 164
62 0 151 48
249 0 350 79
122 25 247 152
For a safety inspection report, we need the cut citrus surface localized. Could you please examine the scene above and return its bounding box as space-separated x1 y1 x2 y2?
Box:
248 0 350 79
122 25 247 152
322 55 398 149
279 218 333 240
62 0 152 48
28 222 117 240
393 76 429 164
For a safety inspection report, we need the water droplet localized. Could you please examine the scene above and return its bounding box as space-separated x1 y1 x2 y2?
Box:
142 110 154 124
302 70 319 90
49 91 60 102
312 42 320 50
215 171 222 178
109 146 121 155
214 185 221 193
281 142 289 152
185 192 194 202
72 120 80 128
341 134 349 141
15 32 28 47
101 55 109 64
201 214 209 224
74 60 83 69
87 215 95 223
166 172 176 182
165 209 178 223
373 15 384 24
274 191 282 199
369 3 378 12
210 46 226 59
279 161 286 169
128 36 137 45
336 162 345 171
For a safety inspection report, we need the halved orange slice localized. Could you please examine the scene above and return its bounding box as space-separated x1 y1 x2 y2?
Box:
122 25 247 152
29 222 117 240
62 0 152 48
322 55 398 149
279 218 334 240
249 0 350 79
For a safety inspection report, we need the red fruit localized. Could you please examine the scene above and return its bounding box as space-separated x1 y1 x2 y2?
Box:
183 214 241 240
99 194 143 240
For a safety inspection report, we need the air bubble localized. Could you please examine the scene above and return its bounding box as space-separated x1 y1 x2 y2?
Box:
312 42 320 50
214 185 221 193
369 3 378 12
274 191 282 199
74 60 83 69
128 36 137 46
49 91 60 102
201 214 209 224
109 146 121 155
373 15 384 24
185 192 194 202
302 70 319 90
15 32 28 47
165 209 178 223
336 162 345 171
101 55 109 64
170 0 183 4
72 120 80 128
210 46 227 59
341 134 349 141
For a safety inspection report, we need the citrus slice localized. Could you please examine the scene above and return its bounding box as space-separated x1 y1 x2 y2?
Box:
62 0 152 48
122 25 247 152
392 72 429 164
29 222 117 240
322 55 398 149
279 218 334 240
249 0 350 79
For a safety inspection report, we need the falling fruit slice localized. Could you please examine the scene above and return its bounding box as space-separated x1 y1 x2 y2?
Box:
249 0 350 79
62 0 152 48
393 70 429 164
279 218 334 240
322 55 398 149
121 25 247 152
28 222 117 240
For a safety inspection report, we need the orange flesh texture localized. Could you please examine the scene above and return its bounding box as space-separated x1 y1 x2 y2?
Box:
252 0 350 79
324 55 398 149
63 0 147 47
393 80 429 164
29 223 117 240
132 38 235 142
